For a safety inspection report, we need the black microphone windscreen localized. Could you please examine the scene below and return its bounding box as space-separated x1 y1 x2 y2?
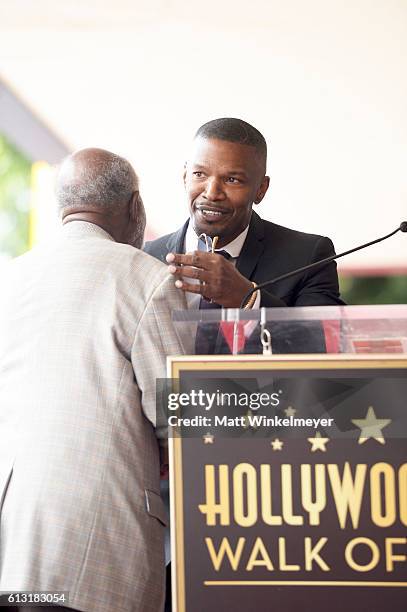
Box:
400 221 407 233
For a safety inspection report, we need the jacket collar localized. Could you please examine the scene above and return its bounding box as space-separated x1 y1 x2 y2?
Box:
62 220 115 241
170 211 265 280
166 219 190 253
236 211 265 279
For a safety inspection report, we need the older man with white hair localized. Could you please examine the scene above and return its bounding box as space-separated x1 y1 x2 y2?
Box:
0 148 186 612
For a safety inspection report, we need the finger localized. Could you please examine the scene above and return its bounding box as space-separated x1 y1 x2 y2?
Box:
166 251 214 269
168 264 210 281
174 279 208 295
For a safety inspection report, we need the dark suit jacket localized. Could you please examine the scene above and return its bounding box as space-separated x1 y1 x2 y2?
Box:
144 212 344 308
144 213 344 354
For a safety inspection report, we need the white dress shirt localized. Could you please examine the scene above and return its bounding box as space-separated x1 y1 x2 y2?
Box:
183 220 260 309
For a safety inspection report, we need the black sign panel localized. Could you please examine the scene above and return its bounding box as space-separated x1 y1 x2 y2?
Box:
169 356 407 612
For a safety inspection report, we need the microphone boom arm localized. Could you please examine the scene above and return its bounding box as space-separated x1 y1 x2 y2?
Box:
239 222 407 309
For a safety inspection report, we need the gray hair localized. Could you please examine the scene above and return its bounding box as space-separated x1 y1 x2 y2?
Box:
56 151 139 212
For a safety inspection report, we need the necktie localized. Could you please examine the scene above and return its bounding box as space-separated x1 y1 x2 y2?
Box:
195 250 241 354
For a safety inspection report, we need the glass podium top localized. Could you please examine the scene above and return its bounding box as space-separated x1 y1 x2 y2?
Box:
172 304 407 355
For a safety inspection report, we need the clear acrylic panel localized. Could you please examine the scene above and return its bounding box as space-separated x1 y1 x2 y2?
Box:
172 304 407 355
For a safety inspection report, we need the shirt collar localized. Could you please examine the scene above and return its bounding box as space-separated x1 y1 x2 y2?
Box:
185 219 250 258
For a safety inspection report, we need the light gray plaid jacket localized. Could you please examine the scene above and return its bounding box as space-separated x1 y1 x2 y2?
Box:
0 221 187 612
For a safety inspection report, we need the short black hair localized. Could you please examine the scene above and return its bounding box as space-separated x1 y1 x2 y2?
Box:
195 117 267 167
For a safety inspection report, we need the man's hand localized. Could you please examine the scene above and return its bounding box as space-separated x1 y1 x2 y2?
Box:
166 251 253 308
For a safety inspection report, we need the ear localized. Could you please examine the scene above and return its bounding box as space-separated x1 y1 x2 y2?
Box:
182 162 187 189
129 191 140 220
254 175 270 205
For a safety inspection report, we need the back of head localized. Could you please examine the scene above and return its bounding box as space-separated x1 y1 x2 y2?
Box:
56 148 139 214
195 117 267 170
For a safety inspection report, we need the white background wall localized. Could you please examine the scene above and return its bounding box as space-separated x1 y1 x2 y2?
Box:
0 0 406 271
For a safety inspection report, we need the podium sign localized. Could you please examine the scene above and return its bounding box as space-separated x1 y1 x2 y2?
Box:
168 355 407 612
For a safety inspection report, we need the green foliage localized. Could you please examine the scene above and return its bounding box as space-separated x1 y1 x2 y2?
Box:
340 275 407 305
0 134 31 259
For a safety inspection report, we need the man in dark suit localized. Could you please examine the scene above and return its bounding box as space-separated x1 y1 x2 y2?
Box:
145 117 343 312
145 118 344 610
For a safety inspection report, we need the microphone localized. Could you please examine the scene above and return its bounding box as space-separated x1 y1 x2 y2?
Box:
240 222 407 309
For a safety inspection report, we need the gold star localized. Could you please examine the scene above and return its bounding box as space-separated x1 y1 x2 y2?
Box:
284 406 296 417
243 409 258 430
271 438 283 451
308 431 329 452
352 406 391 445
203 432 214 444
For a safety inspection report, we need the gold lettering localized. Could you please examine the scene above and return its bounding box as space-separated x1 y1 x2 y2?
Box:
385 538 407 571
205 537 245 571
260 465 282 525
305 537 330 571
328 463 367 529
345 537 380 572
199 465 230 526
399 464 407 526
370 463 396 527
301 464 326 526
233 463 258 527
282 465 303 525
279 537 300 571
246 537 274 571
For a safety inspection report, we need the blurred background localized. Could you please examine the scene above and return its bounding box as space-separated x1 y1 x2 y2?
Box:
0 0 406 303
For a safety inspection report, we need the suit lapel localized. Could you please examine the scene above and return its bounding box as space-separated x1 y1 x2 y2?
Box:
236 212 265 280
168 214 265 277
166 219 189 254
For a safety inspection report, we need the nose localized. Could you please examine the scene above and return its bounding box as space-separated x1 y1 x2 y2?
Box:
203 177 225 201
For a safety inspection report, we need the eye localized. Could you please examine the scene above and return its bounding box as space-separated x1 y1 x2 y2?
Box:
192 171 204 178
226 177 240 184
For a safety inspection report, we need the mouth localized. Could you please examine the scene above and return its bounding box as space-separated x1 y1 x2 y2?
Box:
195 205 230 222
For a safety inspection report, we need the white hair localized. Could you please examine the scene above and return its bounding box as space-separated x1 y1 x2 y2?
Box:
56 152 139 212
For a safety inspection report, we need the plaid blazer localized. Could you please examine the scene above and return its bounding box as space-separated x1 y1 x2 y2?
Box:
0 221 187 612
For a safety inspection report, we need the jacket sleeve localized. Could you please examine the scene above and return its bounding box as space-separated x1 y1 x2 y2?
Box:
294 236 345 306
259 290 287 308
131 273 191 446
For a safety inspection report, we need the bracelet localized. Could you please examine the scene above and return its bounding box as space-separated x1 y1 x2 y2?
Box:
243 282 258 309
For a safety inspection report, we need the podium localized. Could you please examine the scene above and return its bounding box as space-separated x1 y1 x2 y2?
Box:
167 305 407 612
